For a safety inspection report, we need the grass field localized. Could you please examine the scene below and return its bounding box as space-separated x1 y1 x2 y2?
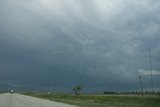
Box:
23 92 160 107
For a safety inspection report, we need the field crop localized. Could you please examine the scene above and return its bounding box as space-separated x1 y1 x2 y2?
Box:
23 92 160 107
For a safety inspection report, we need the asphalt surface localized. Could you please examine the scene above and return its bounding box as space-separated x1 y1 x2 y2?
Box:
0 93 77 107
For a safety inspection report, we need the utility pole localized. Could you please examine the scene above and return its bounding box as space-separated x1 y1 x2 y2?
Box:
49 80 53 94
149 44 154 92
139 75 143 98
50 80 53 93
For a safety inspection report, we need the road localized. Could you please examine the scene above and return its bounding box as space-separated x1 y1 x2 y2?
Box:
0 93 77 107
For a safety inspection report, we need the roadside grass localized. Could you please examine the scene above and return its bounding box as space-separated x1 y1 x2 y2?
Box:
23 92 160 107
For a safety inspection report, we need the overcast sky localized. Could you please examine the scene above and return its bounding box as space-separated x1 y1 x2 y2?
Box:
0 0 160 92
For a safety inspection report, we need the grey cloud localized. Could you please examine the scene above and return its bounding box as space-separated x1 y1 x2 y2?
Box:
0 0 160 92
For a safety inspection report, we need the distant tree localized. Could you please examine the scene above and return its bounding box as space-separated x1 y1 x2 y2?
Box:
104 91 114 94
73 85 82 95
145 91 149 94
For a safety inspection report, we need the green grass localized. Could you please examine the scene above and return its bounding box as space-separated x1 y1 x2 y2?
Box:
23 92 160 107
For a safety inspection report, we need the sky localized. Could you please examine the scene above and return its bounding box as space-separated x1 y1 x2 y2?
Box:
0 0 160 92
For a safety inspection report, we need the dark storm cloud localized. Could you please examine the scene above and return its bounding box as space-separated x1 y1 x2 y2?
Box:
0 0 160 91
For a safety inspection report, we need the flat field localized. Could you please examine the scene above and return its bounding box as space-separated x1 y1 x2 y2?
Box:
23 93 160 107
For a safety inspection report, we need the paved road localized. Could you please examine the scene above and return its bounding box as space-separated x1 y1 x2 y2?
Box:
0 93 77 107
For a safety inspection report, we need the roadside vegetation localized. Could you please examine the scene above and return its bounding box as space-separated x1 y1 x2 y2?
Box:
23 92 160 107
